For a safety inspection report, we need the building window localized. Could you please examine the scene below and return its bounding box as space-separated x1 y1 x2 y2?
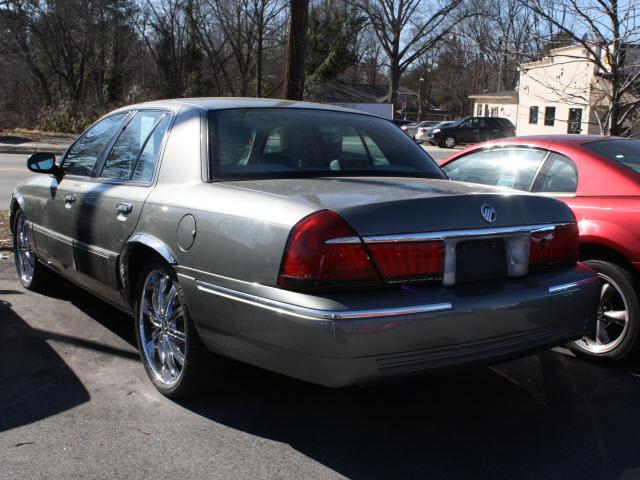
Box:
544 107 556 126
477 103 483 116
490 106 499 117
529 106 538 124
484 104 489 116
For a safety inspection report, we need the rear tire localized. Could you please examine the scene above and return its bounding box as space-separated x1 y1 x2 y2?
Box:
568 259 640 361
134 257 210 398
12 209 50 291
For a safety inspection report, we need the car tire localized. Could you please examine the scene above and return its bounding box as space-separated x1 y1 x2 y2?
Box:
441 136 456 148
12 209 50 291
568 259 640 361
134 257 210 398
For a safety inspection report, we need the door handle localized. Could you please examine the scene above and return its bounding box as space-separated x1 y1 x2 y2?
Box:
117 203 133 214
64 193 77 203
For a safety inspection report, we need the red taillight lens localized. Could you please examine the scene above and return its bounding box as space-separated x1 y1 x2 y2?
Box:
418 128 427 133
278 210 381 291
530 223 579 269
367 241 444 285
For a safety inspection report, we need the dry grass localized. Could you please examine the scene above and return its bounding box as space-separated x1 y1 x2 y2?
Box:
0 209 11 246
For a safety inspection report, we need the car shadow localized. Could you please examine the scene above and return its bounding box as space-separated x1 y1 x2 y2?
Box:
176 349 640 479
0 299 90 432
12 271 640 479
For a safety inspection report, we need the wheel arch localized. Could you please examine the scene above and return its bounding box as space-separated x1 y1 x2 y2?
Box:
9 193 25 234
119 234 178 307
580 241 637 275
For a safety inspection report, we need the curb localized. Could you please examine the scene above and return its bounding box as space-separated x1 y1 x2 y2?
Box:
0 145 69 155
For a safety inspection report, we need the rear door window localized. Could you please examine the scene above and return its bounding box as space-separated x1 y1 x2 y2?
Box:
532 152 578 193
442 148 547 190
101 111 167 181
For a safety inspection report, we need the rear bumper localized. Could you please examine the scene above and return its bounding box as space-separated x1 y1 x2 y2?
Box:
180 264 599 387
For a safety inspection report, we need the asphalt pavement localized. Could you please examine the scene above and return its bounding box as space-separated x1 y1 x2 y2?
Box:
3 255 640 479
0 153 31 202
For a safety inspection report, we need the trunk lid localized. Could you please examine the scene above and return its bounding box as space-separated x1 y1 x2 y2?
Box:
223 177 574 235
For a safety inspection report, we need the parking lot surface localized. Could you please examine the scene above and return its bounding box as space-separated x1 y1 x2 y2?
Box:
2 255 640 479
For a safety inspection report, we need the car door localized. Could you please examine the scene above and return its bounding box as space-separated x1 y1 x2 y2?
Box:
72 110 172 299
459 118 479 143
29 112 129 273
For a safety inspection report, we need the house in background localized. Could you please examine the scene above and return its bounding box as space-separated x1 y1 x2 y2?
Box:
468 91 518 123
469 44 639 136
516 44 601 136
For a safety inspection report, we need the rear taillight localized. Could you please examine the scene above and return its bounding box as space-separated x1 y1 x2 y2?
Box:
278 211 381 291
529 223 579 269
367 241 444 284
418 128 427 133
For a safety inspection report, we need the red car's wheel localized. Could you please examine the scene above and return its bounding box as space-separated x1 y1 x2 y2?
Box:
569 259 640 360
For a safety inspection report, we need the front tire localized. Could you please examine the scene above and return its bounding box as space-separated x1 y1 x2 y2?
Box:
13 209 49 290
134 257 208 398
441 136 456 148
569 259 640 361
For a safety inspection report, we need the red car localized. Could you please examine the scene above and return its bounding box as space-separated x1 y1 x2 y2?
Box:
440 135 640 361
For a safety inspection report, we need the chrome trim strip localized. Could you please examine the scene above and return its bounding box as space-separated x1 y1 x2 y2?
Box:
362 223 573 244
74 239 116 259
31 223 73 247
194 280 453 321
325 236 361 245
548 276 599 294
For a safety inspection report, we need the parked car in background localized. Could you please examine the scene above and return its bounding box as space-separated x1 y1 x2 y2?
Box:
401 120 439 140
415 121 454 144
391 119 413 128
10 100 598 398
441 135 640 361
427 117 516 148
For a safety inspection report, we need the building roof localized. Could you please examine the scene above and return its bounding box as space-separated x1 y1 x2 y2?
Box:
468 90 517 100
305 80 417 104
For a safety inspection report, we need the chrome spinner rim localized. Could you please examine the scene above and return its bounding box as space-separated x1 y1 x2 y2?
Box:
575 272 629 354
139 270 186 386
15 212 34 284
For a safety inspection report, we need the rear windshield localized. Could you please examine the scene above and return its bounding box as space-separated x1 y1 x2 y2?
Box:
583 139 640 174
208 108 445 180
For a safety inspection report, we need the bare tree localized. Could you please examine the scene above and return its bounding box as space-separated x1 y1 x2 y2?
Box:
349 0 467 109
520 0 640 135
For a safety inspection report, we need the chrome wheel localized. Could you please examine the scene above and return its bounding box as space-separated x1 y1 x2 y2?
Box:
444 136 455 148
139 270 186 386
575 272 630 354
15 212 35 284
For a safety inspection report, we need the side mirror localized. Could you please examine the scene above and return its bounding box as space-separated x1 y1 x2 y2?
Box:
27 152 58 175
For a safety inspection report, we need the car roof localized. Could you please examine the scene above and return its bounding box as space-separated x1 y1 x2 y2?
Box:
114 97 376 116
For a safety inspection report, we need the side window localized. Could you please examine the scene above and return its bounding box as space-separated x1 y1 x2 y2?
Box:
64 113 127 176
132 115 171 182
101 111 166 181
442 148 547 191
532 152 578 193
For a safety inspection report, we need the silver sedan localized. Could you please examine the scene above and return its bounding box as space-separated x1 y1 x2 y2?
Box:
10 98 599 397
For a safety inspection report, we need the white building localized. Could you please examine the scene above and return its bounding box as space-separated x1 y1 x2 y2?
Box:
469 44 639 136
469 91 518 124
515 44 600 136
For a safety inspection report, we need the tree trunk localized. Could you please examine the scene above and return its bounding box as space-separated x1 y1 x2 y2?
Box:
283 0 309 100
389 63 400 117
256 0 264 98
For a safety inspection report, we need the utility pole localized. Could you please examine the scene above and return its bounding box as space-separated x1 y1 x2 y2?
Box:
283 0 309 100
